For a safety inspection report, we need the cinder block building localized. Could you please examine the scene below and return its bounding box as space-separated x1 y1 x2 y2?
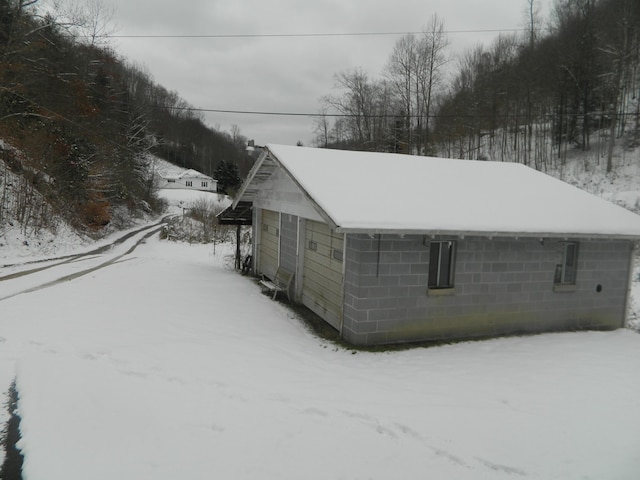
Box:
233 144 640 345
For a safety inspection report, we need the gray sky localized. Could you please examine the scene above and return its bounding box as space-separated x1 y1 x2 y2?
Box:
93 0 548 146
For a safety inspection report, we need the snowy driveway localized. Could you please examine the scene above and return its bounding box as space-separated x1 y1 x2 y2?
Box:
1 235 639 479
0 219 170 301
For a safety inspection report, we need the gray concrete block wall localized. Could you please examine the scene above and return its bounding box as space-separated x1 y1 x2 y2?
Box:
342 234 632 345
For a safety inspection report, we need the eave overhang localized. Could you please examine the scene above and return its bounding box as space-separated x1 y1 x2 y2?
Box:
334 226 640 241
217 201 253 226
232 148 273 208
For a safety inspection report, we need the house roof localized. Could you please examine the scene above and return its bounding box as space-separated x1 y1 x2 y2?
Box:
234 144 640 239
177 169 214 180
156 168 214 181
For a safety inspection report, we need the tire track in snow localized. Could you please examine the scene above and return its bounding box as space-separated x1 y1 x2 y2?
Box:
0 221 169 302
0 216 173 279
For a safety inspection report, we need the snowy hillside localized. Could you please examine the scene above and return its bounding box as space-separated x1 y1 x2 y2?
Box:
0 150 226 262
0 140 91 261
553 150 640 215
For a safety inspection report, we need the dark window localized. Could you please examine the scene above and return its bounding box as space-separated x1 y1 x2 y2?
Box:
332 249 343 262
308 240 317 251
185 181 193 187
428 241 456 289
555 242 578 285
202 181 208 188
263 224 278 236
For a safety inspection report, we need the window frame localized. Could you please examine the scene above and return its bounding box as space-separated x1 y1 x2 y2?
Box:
555 241 579 287
428 240 456 291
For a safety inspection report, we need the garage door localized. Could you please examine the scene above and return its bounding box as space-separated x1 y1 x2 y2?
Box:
259 209 279 278
302 220 344 330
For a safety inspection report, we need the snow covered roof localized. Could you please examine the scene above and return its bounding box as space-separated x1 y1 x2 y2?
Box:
178 169 214 180
235 144 640 239
150 156 184 177
154 160 214 181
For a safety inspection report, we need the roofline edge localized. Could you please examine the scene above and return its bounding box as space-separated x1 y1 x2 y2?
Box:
232 148 269 209
334 228 640 241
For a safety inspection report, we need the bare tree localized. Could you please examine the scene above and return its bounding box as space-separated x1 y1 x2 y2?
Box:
46 0 116 46
598 0 638 171
385 34 418 153
313 105 332 148
324 68 376 147
418 14 449 154
384 14 449 155
524 0 543 48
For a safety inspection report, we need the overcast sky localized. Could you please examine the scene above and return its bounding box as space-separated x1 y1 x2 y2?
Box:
85 0 549 147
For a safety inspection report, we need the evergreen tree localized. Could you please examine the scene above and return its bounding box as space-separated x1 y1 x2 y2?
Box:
214 160 241 195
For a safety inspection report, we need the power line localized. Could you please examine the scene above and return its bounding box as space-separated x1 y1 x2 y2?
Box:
168 106 316 117
106 28 525 39
165 105 640 120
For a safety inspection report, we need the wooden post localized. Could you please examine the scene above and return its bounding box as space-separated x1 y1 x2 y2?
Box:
235 224 241 269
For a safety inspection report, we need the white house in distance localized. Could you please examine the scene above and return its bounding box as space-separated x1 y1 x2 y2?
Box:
157 167 217 192
232 144 640 346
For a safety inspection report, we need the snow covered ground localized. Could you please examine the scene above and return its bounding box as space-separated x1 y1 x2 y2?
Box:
0 188 639 479
156 187 231 214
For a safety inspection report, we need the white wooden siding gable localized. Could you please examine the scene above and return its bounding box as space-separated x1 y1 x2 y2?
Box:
233 148 334 229
253 168 324 223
